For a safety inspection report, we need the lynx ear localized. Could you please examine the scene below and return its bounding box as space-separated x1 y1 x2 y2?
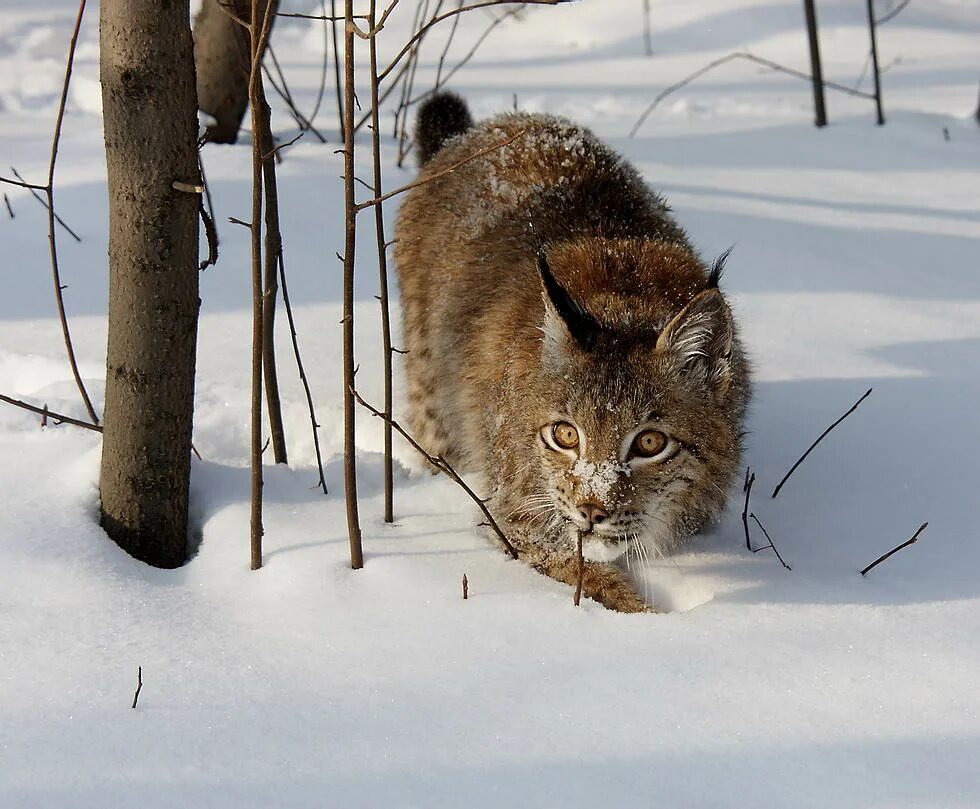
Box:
656 288 735 395
538 251 602 352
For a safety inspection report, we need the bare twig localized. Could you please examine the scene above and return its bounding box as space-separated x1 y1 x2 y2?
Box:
574 529 585 606
878 0 911 25
19 0 101 426
263 46 329 142
342 0 364 570
247 0 277 571
741 468 755 551
434 0 464 91
131 666 143 709
6 169 81 241
306 0 332 132
355 128 528 211
771 388 873 499
367 0 395 523
462 573 468 599
406 6 523 111
349 0 401 38
352 389 519 559
0 175 45 192
275 10 365 20
198 158 219 269
379 0 566 83
330 0 345 142
860 522 928 576
392 0 432 165
259 94 288 465
749 513 792 570
3 193 12 219
199 200 219 270
353 57 412 134
276 253 328 494
630 51 877 137
1 393 101 432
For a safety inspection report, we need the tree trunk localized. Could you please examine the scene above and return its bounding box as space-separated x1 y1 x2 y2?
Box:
99 0 201 568
193 0 278 144
801 0 827 127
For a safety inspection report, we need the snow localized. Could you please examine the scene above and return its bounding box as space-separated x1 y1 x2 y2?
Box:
2 0 980 806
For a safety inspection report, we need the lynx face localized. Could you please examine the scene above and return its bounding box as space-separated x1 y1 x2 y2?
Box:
525 250 745 563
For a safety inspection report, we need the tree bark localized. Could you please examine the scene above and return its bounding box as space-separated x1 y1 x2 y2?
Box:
193 0 278 144
99 0 201 568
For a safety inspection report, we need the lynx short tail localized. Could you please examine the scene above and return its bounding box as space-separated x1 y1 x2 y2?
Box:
415 91 473 166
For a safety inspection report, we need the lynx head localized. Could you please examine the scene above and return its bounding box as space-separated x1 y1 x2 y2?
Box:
527 240 747 562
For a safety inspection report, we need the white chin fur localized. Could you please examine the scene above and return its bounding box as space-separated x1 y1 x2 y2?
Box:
582 537 627 563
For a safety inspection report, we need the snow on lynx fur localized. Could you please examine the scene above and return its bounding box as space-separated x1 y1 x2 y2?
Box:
394 93 749 612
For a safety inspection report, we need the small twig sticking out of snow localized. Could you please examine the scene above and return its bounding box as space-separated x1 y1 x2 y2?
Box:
131 666 143 710
860 522 928 576
771 388 873 499
741 468 755 551
462 573 468 600
749 513 792 571
352 388 519 559
574 530 585 607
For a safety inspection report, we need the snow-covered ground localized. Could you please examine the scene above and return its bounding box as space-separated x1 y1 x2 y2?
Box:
2 1 979 805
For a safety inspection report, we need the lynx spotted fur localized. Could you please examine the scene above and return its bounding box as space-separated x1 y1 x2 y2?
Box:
394 93 749 612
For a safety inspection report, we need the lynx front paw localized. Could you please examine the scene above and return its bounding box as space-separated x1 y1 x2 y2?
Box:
581 563 650 613
528 550 651 613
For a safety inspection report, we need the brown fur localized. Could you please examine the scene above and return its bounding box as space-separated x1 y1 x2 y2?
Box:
394 103 749 612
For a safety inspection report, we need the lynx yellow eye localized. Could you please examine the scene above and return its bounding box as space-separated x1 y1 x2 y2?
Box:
552 422 579 450
632 429 669 458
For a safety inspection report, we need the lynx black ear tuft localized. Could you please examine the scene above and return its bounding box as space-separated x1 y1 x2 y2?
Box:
708 245 734 288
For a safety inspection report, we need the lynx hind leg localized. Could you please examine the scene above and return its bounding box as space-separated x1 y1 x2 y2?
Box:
525 547 650 613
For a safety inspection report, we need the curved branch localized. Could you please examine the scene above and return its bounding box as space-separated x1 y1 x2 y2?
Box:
630 51 876 138
378 0 567 83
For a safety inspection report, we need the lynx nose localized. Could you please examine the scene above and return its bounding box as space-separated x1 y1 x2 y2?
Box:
577 501 609 528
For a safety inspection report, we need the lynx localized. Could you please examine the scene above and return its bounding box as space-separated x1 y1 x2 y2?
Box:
394 93 749 612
